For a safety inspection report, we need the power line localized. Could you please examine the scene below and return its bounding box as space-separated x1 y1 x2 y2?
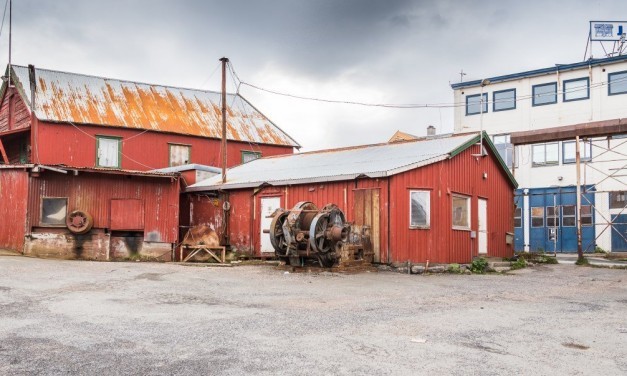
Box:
0 0 8 40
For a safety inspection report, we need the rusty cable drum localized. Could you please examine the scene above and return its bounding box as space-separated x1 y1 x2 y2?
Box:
66 210 94 235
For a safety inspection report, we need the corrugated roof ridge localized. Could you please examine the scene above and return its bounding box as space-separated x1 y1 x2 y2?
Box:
260 132 475 160
12 64 232 97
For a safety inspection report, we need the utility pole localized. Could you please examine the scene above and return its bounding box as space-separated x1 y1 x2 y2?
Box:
575 136 584 263
219 57 229 184
8 0 11 87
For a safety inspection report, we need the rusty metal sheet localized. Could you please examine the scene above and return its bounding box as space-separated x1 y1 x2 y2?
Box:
10 65 299 147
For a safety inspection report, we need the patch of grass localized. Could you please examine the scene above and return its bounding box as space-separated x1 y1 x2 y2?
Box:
594 246 607 254
448 263 461 273
470 258 488 274
575 257 590 266
510 257 527 270
516 252 558 264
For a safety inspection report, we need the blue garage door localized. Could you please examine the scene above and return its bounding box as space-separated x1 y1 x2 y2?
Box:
611 214 627 251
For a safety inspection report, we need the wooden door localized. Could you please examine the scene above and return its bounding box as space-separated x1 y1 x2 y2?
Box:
478 198 488 254
353 189 381 262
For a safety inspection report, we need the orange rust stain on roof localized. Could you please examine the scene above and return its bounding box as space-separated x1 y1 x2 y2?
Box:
21 66 298 146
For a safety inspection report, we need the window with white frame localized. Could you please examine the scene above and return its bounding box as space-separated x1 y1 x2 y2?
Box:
562 140 592 164
493 89 516 111
531 207 544 227
41 197 67 226
409 190 430 228
563 77 590 102
562 205 576 227
514 207 522 228
532 143 559 166
532 82 557 106
609 71 627 95
546 206 559 227
581 205 593 226
466 93 487 115
169 144 191 167
493 134 515 168
96 136 121 168
452 194 470 229
241 150 262 163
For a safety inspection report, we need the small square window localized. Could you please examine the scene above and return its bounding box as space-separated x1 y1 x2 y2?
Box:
581 205 593 226
609 70 627 95
562 205 576 227
532 82 557 106
546 206 560 227
169 144 191 167
96 136 121 168
493 89 516 111
241 150 262 164
41 198 67 226
466 93 487 116
563 77 589 102
409 190 430 228
452 194 471 229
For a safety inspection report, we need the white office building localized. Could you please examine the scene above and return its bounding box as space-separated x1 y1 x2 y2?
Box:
451 55 627 253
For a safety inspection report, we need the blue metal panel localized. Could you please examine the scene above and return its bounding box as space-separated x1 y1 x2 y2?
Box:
526 186 595 253
611 214 627 251
514 190 525 251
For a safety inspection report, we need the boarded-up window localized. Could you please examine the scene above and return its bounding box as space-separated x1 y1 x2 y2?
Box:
97 136 121 168
169 144 191 166
41 197 67 226
452 194 470 229
409 190 430 228
241 150 261 164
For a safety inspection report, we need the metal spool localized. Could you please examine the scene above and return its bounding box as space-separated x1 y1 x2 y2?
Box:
66 210 93 235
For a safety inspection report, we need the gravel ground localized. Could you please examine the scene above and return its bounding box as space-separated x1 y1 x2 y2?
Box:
0 255 626 376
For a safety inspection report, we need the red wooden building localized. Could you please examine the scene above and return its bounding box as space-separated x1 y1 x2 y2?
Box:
0 64 299 259
187 133 518 264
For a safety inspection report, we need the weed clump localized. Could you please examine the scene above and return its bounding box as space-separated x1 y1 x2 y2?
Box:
510 257 527 270
470 258 488 274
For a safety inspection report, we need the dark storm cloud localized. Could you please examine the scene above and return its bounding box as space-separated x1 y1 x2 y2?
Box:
4 0 627 150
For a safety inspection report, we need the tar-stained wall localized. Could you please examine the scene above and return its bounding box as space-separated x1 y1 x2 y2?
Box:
189 142 514 264
34 122 292 171
0 169 29 251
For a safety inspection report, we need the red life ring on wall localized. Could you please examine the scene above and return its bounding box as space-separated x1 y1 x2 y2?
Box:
66 210 94 235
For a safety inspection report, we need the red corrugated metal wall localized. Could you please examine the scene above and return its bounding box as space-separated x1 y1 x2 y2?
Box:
35 122 293 171
189 143 513 263
0 169 29 251
388 143 513 264
28 171 180 243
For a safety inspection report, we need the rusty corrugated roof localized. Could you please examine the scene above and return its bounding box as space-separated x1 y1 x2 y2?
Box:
9 65 300 147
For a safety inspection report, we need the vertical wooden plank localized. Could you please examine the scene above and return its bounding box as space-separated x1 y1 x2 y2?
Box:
371 189 381 263
353 190 364 225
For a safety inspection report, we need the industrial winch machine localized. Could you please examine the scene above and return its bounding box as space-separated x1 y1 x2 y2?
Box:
268 201 373 268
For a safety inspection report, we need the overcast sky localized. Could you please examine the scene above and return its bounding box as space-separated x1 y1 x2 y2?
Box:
4 0 627 151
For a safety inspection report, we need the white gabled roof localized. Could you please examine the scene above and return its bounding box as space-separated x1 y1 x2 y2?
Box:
187 133 483 191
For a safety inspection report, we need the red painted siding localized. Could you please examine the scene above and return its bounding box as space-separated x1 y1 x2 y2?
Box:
388 143 513 264
34 122 293 171
0 88 31 133
190 142 514 264
0 169 29 251
27 171 180 243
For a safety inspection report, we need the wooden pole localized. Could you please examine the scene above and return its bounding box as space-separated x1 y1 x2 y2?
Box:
219 57 229 184
575 136 583 262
